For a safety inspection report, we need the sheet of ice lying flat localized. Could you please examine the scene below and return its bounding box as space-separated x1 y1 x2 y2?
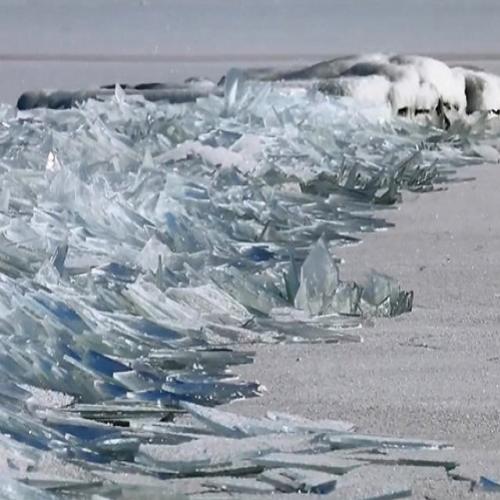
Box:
0 76 499 496
0 396 467 498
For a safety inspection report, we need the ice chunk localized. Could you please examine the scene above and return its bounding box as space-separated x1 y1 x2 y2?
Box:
327 281 363 315
479 476 500 491
183 402 354 438
223 68 249 115
0 477 57 499
361 272 414 317
45 151 62 174
161 374 263 405
266 411 355 433
139 434 300 465
136 236 174 273
203 477 276 494
344 448 458 470
0 181 10 213
259 467 338 494
319 432 450 450
472 144 500 162
252 452 364 474
294 237 339 316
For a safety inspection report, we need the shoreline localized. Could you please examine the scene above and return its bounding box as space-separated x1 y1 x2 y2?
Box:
226 162 500 455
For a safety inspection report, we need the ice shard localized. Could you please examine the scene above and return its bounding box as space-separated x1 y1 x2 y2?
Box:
360 272 414 317
479 476 500 492
259 467 338 494
294 237 339 316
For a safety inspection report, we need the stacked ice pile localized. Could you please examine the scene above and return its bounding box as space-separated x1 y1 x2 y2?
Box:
0 71 499 496
0 394 468 498
18 55 500 128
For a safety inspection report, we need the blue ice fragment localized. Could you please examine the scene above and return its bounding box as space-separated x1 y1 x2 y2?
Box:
60 344 82 362
126 389 187 406
242 246 275 262
33 294 87 334
49 422 119 442
95 263 138 283
199 129 242 148
95 380 128 398
479 476 500 491
163 211 204 252
0 383 31 402
0 477 57 499
131 370 163 385
163 377 261 405
69 447 114 464
284 249 300 303
131 318 183 341
184 181 209 200
4 427 50 451
50 243 68 275
83 351 130 377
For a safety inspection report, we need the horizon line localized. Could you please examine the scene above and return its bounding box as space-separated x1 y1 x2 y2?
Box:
1 52 500 64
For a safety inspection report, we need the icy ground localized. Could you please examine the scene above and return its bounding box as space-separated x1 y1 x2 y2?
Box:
1 72 500 497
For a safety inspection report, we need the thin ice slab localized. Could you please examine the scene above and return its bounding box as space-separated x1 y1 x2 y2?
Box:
252 452 365 474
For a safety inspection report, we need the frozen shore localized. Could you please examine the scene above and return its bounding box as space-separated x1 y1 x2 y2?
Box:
2 2 500 495
228 162 500 455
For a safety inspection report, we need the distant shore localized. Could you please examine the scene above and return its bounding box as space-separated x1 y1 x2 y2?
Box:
2 52 500 63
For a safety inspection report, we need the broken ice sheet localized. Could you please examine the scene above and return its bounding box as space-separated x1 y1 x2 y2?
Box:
360 272 414 317
0 394 462 497
290 238 413 319
135 432 320 480
204 477 276 494
294 237 339 316
253 315 363 344
259 467 338 494
127 404 455 496
328 281 363 315
182 402 354 438
330 463 456 500
317 432 450 451
0 67 490 492
343 448 458 470
251 452 365 474
0 478 57 500
479 476 500 491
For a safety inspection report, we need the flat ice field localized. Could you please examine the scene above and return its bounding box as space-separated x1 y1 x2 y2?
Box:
1 1 500 498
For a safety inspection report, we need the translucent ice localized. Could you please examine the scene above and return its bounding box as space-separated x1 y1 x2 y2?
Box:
294 237 339 316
